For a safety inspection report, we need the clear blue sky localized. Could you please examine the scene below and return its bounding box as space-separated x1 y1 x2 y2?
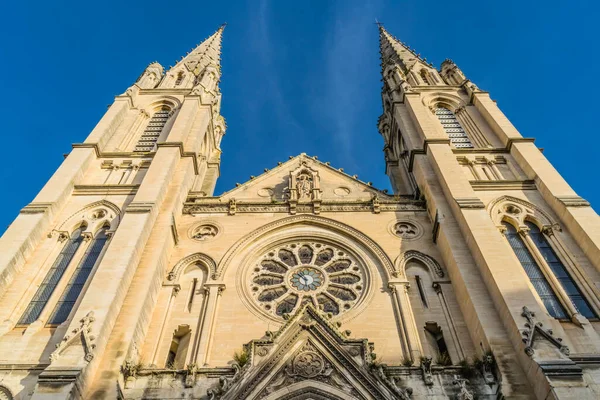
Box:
1 1 598 234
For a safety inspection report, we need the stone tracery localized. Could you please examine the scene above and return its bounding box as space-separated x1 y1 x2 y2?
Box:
250 241 366 319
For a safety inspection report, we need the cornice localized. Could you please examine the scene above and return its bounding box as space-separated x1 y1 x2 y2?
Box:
407 138 451 172
455 197 486 209
20 202 53 214
73 184 139 196
556 195 590 208
182 199 426 215
470 180 536 191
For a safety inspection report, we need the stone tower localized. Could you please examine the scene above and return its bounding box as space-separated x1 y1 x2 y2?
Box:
378 24 600 398
0 24 599 400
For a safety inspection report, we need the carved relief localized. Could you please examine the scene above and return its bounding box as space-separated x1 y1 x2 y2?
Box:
249 241 366 321
191 224 219 241
390 220 422 240
520 306 569 357
49 311 97 363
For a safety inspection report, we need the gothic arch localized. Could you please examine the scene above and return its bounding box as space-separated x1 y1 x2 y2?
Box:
56 200 121 234
262 381 350 400
143 97 181 115
487 195 555 228
167 252 217 282
394 250 445 279
217 215 395 280
421 92 466 113
0 386 13 400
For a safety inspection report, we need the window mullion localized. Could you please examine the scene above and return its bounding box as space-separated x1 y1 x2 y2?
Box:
38 233 93 327
519 228 579 321
542 226 600 316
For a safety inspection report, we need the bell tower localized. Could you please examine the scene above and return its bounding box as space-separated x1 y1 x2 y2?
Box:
378 24 600 399
0 25 226 399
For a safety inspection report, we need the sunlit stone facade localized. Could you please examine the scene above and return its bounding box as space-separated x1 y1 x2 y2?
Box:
0 24 599 399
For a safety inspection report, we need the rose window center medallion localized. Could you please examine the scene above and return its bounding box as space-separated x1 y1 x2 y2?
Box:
290 268 324 292
250 242 366 320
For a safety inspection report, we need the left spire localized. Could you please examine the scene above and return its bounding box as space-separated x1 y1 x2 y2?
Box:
158 24 225 90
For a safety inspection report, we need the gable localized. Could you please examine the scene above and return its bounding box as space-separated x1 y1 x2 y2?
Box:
209 305 411 400
218 154 387 203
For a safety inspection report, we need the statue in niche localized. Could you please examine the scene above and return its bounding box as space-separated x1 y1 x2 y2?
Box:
296 173 312 200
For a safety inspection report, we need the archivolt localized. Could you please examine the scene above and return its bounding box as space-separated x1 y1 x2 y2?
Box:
421 92 466 112
167 252 217 282
216 214 395 281
394 250 445 279
487 195 555 227
57 200 121 233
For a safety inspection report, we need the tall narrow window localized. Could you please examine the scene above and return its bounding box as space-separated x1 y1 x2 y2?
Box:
435 107 473 148
134 108 170 152
175 71 185 86
415 275 428 308
502 222 568 319
419 69 430 85
525 222 596 319
47 227 110 325
18 227 85 325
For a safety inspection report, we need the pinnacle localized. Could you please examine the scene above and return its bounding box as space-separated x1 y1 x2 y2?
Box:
378 25 432 71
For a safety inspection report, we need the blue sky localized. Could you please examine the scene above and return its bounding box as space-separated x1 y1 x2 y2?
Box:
0 1 599 234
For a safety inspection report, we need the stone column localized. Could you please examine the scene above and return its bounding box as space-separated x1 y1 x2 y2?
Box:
432 282 465 361
151 285 180 366
389 281 422 362
193 283 225 366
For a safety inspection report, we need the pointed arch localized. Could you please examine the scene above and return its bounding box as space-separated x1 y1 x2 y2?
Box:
217 215 395 280
57 200 121 234
421 92 466 112
487 195 554 228
167 253 217 282
0 385 13 400
394 250 445 279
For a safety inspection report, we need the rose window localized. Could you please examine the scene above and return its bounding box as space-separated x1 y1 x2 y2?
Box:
250 242 365 319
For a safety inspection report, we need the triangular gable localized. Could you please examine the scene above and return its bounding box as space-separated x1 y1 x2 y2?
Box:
208 305 411 400
217 154 390 203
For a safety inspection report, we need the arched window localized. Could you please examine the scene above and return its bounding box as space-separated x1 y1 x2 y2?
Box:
18 227 86 325
134 108 170 152
420 69 430 85
47 226 110 325
525 222 596 319
502 222 568 319
435 107 473 148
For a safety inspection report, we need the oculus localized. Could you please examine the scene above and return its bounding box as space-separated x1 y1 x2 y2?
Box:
250 242 366 319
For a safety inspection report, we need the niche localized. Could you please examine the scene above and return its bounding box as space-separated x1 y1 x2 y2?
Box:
425 321 451 365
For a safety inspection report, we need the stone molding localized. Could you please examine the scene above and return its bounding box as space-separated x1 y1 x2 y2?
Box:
167 252 218 282
125 202 155 214
556 195 591 208
73 184 139 196
20 202 53 214
470 180 536 191
393 250 445 279
183 200 424 215
455 197 486 209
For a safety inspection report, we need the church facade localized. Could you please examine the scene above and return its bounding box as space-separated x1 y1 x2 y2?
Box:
0 24 599 399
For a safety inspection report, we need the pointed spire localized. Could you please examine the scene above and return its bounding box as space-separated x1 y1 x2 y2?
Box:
378 24 432 74
169 24 225 76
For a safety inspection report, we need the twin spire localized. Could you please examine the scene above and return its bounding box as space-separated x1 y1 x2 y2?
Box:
168 24 225 77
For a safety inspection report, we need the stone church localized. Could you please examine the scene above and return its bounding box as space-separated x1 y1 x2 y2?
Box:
0 23 599 399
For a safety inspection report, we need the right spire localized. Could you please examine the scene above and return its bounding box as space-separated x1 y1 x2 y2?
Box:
378 24 433 74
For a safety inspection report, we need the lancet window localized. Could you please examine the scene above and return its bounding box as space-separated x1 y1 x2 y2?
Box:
18 227 86 325
47 226 110 325
524 222 596 319
435 107 473 148
134 108 170 152
502 221 597 319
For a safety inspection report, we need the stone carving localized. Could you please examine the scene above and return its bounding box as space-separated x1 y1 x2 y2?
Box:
286 342 331 379
481 353 496 385
296 173 313 200
185 363 198 388
249 241 365 320
192 224 219 240
420 356 433 386
520 306 569 357
393 221 420 239
50 311 96 363
228 198 237 215
453 377 474 400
